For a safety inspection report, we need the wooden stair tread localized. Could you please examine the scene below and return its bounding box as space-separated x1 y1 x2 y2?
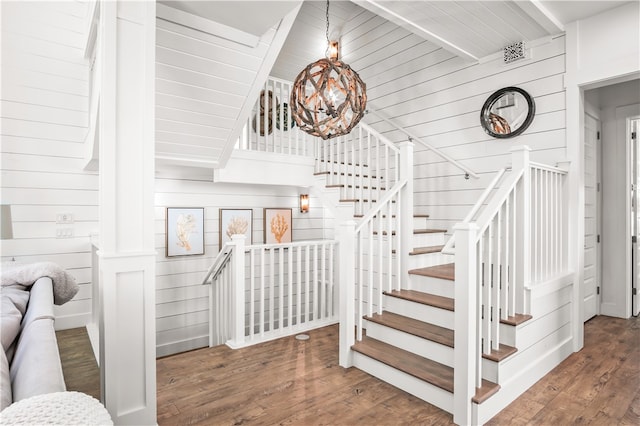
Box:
410 245 444 255
367 312 454 347
482 343 518 362
473 380 501 404
352 337 500 404
342 200 386 204
326 184 386 190
500 313 533 326
414 228 447 234
384 289 454 311
319 160 368 167
352 336 454 393
314 171 378 179
409 263 455 281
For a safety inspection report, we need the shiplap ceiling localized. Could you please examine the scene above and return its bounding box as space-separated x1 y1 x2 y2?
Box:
272 0 631 77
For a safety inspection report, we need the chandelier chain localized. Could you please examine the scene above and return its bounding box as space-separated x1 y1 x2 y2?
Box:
325 0 330 47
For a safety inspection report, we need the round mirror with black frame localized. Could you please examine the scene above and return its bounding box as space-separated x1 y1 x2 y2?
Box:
480 87 535 139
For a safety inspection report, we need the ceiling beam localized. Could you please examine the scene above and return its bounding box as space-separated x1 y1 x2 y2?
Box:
516 0 564 34
351 0 478 62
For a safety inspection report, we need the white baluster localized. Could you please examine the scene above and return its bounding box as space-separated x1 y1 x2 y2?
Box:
288 245 293 328
279 248 284 330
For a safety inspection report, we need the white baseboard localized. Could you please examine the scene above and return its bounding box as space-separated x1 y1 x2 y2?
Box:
54 313 90 331
156 335 210 358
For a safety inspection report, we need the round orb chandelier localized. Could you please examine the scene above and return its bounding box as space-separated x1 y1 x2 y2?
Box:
290 1 367 140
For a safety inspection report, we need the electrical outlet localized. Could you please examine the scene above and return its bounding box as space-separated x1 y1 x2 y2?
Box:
56 213 74 224
56 228 74 238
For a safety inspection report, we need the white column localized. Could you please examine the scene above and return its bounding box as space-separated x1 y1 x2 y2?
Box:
338 220 356 367
453 222 478 426
227 235 246 349
565 21 585 351
398 140 414 290
98 1 156 424
511 146 531 313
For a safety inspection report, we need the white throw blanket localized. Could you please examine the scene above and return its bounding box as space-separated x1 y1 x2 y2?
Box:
1 262 79 305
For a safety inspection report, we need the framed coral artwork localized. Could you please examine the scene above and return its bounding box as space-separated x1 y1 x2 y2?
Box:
264 208 292 244
166 207 205 257
219 209 253 249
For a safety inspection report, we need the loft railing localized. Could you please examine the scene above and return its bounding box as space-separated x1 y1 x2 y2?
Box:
204 235 338 348
452 146 569 424
236 76 313 156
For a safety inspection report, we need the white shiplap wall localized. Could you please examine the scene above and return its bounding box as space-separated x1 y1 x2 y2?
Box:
336 8 567 233
0 1 94 330
154 176 326 356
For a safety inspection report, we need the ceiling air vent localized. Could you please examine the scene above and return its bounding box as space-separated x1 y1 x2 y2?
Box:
503 41 526 63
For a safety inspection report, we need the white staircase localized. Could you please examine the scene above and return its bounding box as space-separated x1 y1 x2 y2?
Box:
232 77 572 425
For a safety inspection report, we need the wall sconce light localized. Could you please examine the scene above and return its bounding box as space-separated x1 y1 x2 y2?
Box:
1 205 13 240
299 194 309 213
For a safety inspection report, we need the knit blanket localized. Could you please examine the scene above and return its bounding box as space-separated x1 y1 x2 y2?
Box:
1 262 78 306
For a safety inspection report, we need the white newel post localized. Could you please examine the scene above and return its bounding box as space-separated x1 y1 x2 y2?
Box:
228 235 246 348
98 1 156 424
511 146 531 313
453 223 478 426
398 140 414 288
339 220 356 367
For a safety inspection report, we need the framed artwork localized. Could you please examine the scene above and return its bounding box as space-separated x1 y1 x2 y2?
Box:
166 207 205 257
219 209 253 249
264 208 292 244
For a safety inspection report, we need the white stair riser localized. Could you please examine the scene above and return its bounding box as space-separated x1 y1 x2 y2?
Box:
352 351 454 414
413 232 445 247
384 296 454 330
413 217 429 229
499 323 516 347
481 358 499 384
407 253 452 270
364 321 454 367
407 275 454 299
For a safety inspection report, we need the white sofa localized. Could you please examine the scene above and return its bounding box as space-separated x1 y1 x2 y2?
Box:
1 277 66 411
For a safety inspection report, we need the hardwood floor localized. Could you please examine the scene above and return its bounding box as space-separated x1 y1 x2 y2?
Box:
57 315 639 425
56 327 100 401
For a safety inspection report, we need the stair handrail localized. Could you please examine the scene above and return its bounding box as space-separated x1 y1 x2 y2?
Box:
441 167 510 254
366 108 479 179
201 242 235 285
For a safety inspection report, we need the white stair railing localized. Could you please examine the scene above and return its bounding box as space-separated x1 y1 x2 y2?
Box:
236 76 313 156
452 146 569 424
339 140 414 368
204 235 339 349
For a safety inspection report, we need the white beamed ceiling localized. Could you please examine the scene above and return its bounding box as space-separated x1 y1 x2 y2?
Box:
155 0 629 170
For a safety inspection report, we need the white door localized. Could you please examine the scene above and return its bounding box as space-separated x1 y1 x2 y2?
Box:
584 113 601 321
631 118 640 316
